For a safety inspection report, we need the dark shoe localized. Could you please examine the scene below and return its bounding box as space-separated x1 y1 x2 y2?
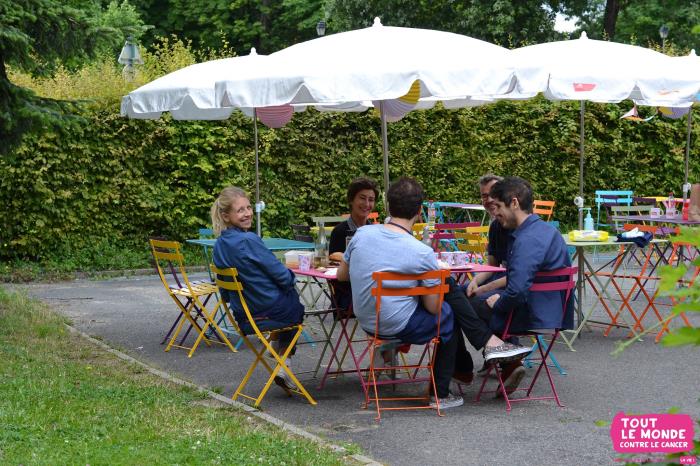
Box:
451 371 474 386
476 361 490 377
498 361 525 397
483 342 531 364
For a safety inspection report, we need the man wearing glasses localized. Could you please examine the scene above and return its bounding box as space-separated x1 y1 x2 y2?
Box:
466 174 509 304
464 174 524 392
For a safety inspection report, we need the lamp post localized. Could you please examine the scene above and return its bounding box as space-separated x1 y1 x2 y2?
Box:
316 20 326 37
118 34 143 81
659 25 669 53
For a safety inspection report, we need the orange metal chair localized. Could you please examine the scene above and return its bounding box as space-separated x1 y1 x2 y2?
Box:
211 265 316 407
475 267 577 411
586 231 666 338
639 240 697 342
150 239 237 357
364 269 451 421
533 200 556 221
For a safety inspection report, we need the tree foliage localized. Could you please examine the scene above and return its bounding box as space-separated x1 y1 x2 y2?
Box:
2 91 697 262
129 0 325 54
556 0 700 50
325 0 562 46
0 0 146 156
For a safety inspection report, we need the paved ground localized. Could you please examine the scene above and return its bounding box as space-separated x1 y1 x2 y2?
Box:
10 270 700 466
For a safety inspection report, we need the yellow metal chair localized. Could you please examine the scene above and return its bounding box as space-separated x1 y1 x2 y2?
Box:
454 226 489 263
211 265 317 407
464 225 489 242
455 234 488 262
150 239 238 357
412 222 428 240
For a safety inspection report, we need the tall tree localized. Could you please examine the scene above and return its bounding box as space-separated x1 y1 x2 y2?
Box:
0 0 143 156
555 0 700 50
129 0 325 54
325 0 562 47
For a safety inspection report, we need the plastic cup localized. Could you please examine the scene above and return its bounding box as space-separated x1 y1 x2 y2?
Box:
442 252 454 266
299 253 312 271
454 251 468 267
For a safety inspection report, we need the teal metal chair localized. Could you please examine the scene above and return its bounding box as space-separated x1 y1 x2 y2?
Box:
594 190 633 229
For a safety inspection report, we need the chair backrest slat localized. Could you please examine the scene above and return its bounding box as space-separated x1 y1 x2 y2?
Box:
210 265 262 338
149 238 195 293
371 269 451 339
528 267 577 292
434 222 480 230
371 284 449 297
533 200 556 221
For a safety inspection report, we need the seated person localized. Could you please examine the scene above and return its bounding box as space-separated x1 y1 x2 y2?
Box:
466 174 509 311
337 177 530 409
329 177 379 258
211 186 304 392
328 177 379 311
465 174 516 378
485 177 574 335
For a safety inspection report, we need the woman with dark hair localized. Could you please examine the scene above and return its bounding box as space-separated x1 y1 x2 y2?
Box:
329 177 379 256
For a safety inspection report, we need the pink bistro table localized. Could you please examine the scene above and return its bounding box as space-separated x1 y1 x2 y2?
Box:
289 263 505 380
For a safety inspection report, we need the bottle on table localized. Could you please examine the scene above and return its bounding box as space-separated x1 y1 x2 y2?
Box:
422 224 431 247
666 192 675 218
427 200 436 227
583 208 594 231
315 222 328 267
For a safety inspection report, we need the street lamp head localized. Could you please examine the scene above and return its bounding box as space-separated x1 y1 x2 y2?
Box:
659 24 669 40
316 20 326 37
118 34 143 81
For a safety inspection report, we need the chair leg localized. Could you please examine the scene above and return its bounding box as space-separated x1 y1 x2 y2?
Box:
523 336 566 376
244 327 317 407
187 297 236 357
165 298 207 352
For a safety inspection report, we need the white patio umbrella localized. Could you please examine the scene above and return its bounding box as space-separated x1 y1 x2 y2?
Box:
508 32 700 227
121 49 298 235
665 50 700 200
215 18 521 199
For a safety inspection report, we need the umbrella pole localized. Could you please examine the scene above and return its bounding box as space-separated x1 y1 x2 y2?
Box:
579 100 585 230
684 107 693 193
254 108 262 237
380 101 390 213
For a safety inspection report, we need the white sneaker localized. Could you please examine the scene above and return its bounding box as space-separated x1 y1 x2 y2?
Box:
274 370 298 392
429 392 464 410
273 359 297 392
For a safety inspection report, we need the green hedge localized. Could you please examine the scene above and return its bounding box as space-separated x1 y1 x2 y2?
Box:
1 98 697 261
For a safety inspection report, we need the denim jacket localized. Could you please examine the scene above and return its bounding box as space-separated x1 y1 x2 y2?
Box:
213 227 298 320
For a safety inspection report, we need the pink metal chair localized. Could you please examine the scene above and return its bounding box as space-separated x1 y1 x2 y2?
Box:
475 266 577 411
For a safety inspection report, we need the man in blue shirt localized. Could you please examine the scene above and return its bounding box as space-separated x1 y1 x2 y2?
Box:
485 177 574 334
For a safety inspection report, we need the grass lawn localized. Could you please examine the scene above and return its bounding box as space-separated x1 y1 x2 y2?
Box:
0 288 356 465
